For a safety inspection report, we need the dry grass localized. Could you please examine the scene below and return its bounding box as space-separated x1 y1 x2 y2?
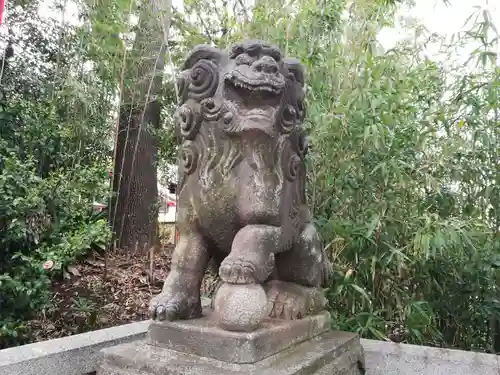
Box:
25 243 218 343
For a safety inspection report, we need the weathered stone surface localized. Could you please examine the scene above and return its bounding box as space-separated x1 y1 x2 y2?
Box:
97 330 364 375
148 39 332 332
213 283 268 332
148 310 331 364
362 338 500 375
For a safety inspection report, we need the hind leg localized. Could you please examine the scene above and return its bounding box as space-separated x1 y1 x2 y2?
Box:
266 223 331 319
275 222 330 287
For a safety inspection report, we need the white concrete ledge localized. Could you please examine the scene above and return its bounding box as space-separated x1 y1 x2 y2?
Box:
1 319 499 375
362 338 500 375
0 320 150 375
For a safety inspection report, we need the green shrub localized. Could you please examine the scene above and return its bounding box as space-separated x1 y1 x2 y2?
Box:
0 149 111 347
0 4 113 347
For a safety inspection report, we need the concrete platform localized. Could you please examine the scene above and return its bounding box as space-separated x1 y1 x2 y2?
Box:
3 313 499 375
97 329 365 375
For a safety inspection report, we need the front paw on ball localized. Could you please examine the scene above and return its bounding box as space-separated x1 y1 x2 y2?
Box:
219 253 274 284
219 258 256 284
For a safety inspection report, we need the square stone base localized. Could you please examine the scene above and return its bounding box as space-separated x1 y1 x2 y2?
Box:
98 329 365 375
148 311 332 364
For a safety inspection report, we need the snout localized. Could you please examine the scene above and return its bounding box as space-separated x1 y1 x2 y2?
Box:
252 56 279 74
224 55 285 95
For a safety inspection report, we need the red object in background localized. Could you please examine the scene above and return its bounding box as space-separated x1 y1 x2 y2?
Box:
0 0 4 25
167 201 176 207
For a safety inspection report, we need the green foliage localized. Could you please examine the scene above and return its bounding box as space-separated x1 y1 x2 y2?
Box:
201 0 500 351
0 2 112 347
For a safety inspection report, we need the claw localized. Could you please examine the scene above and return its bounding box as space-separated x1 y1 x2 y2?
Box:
219 253 274 284
149 290 201 322
156 305 166 320
242 266 253 283
219 258 257 284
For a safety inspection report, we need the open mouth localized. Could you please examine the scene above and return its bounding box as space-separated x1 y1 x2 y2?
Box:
244 107 275 120
235 106 277 137
224 66 285 95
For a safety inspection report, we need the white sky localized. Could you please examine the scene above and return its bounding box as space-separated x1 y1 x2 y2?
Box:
380 0 494 47
31 0 499 68
12 0 493 65
378 0 499 67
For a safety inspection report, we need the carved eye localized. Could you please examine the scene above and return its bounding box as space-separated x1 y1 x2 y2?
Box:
246 43 262 56
268 48 281 62
235 53 255 66
281 104 297 133
230 45 245 59
284 105 297 121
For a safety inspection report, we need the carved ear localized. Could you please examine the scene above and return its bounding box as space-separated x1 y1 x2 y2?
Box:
183 45 224 70
284 58 305 86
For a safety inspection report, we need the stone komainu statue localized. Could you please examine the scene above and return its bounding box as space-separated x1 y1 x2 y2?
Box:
150 40 332 325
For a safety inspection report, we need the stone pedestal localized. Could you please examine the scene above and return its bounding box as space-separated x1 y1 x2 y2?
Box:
97 309 365 375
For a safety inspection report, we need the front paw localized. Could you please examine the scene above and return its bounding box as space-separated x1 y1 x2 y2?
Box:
219 253 274 284
219 258 256 284
149 289 201 321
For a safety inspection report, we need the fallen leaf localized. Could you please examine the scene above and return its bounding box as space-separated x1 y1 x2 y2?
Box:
67 265 81 276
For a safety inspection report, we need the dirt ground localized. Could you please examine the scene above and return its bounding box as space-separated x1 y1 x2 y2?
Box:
26 244 218 343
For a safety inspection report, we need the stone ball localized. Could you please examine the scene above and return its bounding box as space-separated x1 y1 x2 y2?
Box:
213 283 268 332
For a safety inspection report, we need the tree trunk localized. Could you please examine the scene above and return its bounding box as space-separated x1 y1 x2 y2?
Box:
110 0 171 252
